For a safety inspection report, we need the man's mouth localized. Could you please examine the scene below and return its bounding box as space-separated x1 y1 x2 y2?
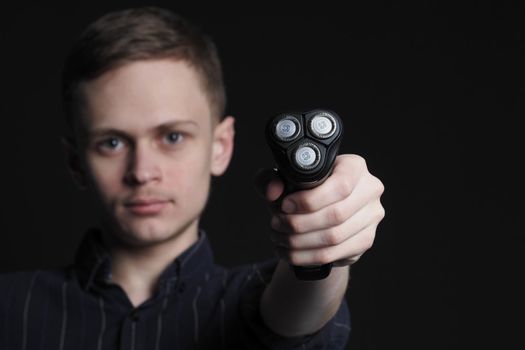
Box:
124 198 171 215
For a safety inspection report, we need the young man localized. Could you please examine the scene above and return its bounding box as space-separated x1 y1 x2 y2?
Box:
0 6 385 349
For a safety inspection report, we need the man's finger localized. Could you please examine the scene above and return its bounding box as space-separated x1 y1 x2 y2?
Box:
279 154 366 214
253 168 284 202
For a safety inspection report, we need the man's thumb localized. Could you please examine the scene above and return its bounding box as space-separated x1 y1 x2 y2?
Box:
253 168 284 202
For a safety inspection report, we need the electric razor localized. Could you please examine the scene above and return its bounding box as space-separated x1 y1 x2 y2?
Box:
265 108 343 280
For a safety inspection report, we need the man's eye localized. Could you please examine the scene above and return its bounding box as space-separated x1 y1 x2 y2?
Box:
99 137 123 150
164 132 184 144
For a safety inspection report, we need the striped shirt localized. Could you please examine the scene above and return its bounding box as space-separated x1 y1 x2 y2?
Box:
0 227 350 349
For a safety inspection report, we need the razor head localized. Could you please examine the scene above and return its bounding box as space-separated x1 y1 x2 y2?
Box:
266 109 343 187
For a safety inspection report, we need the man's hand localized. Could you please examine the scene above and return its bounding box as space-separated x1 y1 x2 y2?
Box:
254 154 385 337
256 154 385 268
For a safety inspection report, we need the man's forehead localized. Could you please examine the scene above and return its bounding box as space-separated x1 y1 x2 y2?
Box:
78 59 213 131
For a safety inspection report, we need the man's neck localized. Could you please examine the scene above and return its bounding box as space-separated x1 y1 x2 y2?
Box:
103 222 199 307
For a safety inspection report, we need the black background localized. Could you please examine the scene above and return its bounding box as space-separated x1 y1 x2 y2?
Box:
1 2 523 349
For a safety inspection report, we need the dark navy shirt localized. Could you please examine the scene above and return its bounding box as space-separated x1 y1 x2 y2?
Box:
0 227 350 349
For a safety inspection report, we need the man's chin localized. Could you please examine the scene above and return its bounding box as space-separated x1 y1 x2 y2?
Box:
105 215 197 248
98 206 199 247
117 224 179 247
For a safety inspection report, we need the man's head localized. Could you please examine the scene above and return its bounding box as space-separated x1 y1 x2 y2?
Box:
62 6 226 138
62 7 235 247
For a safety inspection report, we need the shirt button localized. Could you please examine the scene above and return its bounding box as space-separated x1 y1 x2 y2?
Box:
130 310 140 321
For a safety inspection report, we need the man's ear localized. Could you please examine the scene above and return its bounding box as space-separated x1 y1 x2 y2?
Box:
211 116 235 176
61 136 88 190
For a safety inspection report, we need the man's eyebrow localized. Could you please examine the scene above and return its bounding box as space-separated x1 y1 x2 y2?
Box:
156 120 199 131
88 120 199 137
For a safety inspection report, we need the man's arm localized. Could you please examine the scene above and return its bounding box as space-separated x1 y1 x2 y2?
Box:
260 261 349 337
255 154 385 337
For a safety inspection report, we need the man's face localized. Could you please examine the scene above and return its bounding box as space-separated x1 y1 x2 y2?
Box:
71 59 234 247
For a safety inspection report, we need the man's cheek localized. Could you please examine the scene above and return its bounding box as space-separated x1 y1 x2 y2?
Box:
90 163 122 193
89 174 119 210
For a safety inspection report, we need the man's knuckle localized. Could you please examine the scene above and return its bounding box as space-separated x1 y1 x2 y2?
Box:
329 206 347 225
289 252 302 266
360 230 376 251
376 206 386 221
325 228 343 245
301 197 316 212
372 176 385 196
339 177 354 197
287 235 300 249
315 250 333 265
286 217 302 233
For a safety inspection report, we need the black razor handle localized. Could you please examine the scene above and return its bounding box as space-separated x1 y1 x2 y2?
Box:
265 109 343 280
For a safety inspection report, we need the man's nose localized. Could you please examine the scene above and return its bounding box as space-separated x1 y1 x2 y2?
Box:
124 142 162 186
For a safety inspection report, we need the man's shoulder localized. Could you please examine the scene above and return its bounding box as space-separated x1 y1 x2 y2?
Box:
0 267 72 294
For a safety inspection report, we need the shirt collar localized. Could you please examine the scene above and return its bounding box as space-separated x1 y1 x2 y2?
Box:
73 226 215 293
